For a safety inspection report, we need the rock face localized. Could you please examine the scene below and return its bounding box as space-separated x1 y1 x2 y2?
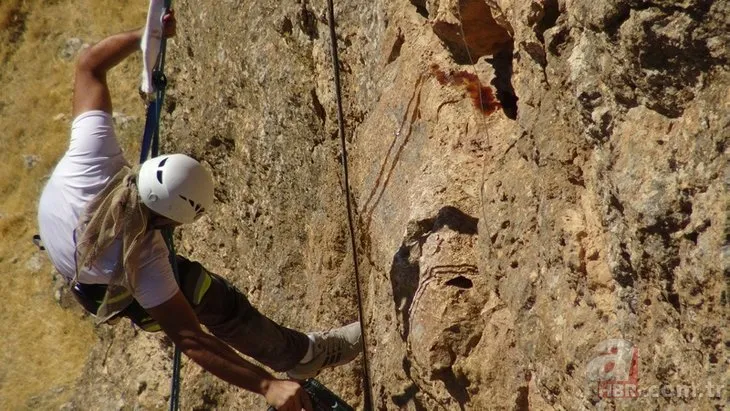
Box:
66 0 727 410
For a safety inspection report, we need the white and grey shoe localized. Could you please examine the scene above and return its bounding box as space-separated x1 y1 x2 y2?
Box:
287 322 362 380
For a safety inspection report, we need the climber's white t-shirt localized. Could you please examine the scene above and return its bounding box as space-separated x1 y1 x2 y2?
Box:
38 110 179 309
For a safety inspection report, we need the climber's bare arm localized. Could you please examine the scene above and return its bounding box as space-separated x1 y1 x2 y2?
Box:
146 291 313 411
72 11 176 117
72 28 143 117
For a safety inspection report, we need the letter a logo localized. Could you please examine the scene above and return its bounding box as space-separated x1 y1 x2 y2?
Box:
585 339 639 398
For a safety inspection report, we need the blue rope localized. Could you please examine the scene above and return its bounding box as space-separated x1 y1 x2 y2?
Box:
139 101 158 162
138 3 180 410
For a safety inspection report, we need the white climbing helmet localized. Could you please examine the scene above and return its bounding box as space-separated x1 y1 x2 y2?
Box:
137 154 214 224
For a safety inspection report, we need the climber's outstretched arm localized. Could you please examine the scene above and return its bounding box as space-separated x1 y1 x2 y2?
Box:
146 291 313 411
72 12 176 117
72 28 143 117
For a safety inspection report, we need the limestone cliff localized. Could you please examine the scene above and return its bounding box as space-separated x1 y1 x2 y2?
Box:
58 0 728 409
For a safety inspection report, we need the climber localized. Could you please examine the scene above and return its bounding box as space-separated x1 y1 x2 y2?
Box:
36 11 360 411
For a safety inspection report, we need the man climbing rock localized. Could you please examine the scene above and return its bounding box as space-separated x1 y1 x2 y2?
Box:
37 11 360 411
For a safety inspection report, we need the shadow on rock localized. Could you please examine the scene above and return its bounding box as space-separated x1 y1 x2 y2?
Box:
388 206 484 409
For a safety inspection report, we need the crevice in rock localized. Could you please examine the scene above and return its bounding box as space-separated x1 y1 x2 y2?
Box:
278 16 293 35
298 1 319 40
534 0 560 44
609 193 625 215
433 367 470 408
310 89 325 124
433 206 479 235
409 0 429 19
638 211 692 248
523 294 536 311
136 381 147 395
433 0 513 65
445 275 473 289
683 219 711 245
387 28 405 64
636 208 690 313
614 242 636 288
664 270 682 313
486 47 518 119
429 1 520 118
391 241 421 341
431 64 504 116
515 385 529 411
546 25 571 57
165 95 177 114
604 3 631 38
662 253 682 312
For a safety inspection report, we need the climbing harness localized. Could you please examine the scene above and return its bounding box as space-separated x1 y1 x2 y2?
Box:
325 1 375 410
139 1 180 410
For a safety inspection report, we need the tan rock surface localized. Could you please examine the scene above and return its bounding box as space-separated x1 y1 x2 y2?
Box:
20 0 729 409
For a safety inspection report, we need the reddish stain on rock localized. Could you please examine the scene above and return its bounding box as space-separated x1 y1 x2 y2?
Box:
430 64 501 115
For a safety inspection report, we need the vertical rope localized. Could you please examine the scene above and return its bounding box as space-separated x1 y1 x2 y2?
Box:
164 231 181 411
139 2 180 410
325 1 374 410
154 3 182 409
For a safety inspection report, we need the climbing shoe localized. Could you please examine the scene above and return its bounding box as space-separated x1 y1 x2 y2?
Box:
287 322 362 380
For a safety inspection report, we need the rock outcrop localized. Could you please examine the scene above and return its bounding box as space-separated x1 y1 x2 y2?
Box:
61 0 727 409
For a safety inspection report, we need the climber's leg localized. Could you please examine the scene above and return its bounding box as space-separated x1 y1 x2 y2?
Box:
175 256 311 372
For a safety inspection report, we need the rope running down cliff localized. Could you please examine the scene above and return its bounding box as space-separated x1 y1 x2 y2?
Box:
325 0 375 409
139 1 181 410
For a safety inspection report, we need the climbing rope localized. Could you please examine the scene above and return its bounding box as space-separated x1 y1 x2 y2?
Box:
138 2 180 410
325 1 375 410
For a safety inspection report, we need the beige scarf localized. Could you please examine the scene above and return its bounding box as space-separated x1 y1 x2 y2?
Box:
74 164 150 323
